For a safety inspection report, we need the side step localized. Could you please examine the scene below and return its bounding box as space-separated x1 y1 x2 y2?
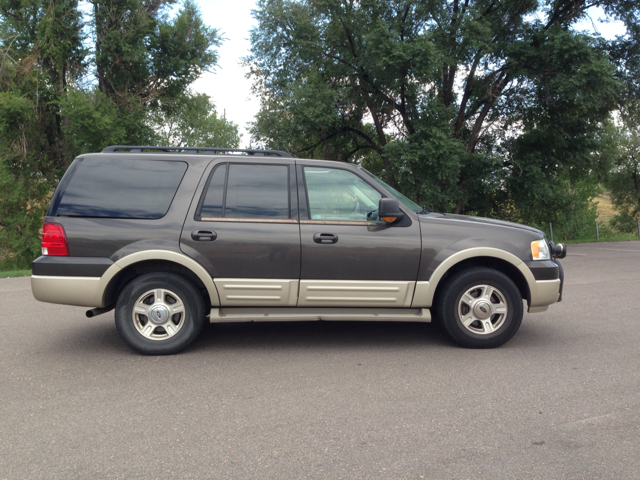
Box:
209 307 431 323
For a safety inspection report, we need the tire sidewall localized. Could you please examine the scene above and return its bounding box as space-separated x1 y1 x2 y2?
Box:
439 269 523 348
115 273 205 355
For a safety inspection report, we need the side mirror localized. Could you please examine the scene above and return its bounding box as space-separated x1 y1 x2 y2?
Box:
378 198 404 224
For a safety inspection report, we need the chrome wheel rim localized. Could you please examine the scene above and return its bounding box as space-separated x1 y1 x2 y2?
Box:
457 284 508 335
132 288 185 340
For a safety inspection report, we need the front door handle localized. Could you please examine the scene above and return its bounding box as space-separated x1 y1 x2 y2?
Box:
313 233 338 244
191 230 217 241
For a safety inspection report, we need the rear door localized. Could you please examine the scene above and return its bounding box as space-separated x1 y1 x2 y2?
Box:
181 158 300 306
297 163 422 307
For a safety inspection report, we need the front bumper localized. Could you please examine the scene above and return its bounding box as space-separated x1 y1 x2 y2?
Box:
528 278 561 313
526 260 563 313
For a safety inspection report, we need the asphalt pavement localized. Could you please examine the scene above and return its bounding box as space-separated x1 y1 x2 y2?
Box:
1 241 639 479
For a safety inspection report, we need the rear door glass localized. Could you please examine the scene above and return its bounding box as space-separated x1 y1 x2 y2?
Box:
199 163 290 220
200 164 226 218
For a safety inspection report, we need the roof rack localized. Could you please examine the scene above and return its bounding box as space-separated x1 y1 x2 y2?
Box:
101 145 294 158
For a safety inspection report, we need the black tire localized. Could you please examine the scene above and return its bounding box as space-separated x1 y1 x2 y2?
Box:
115 272 206 355
435 267 523 348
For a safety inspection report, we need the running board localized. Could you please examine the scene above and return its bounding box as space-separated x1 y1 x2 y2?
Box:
208 307 431 323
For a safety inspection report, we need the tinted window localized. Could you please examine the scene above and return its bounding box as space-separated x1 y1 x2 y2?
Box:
55 158 187 219
304 167 381 222
200 164 226 218
200 163 290 220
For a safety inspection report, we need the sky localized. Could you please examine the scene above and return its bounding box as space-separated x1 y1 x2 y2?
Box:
191 0 259 147
191 1 626 148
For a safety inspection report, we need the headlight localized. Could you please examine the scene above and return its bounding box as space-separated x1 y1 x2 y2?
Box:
531 240 550 260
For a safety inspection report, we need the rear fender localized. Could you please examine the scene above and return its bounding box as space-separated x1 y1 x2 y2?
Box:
99 249 220 307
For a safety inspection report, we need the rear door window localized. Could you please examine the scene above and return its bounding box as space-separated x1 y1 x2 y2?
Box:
198 163 290 220
200 164 226 218
55 158 187 219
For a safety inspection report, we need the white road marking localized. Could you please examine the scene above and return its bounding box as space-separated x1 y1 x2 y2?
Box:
576 247 640 253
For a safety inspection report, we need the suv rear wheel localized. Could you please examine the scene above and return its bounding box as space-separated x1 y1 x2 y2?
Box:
436 267 523 348
115 272 206 355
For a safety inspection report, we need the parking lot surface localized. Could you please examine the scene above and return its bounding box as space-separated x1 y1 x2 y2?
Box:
1 241 639 479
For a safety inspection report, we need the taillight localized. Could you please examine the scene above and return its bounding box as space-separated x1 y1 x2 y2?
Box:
42 222 69 256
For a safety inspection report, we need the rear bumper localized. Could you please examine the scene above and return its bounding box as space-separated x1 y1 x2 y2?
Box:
31 275 103 307
32 256 113 277
31 256 113 307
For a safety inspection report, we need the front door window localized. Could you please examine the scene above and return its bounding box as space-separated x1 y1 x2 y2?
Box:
303 167 381 222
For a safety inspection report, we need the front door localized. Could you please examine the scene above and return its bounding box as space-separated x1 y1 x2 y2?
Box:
181 159 300 306
297 164 422 307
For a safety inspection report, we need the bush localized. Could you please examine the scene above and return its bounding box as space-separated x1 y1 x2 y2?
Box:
609 211 640 234
0 164 50 269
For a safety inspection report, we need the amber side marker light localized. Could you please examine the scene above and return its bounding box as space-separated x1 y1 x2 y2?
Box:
42 222 69 256
531 241 540 258
381 216 398 223
531 240 550 260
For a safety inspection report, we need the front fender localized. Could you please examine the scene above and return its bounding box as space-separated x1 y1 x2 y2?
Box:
411 247 536 308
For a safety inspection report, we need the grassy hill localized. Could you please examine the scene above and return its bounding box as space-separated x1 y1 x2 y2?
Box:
594 194 618 224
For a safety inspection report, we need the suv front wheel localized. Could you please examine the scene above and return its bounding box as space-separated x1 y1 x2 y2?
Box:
115 272 206 355
436 267 523 348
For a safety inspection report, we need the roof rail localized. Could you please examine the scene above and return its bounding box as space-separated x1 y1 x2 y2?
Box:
101 145 294 158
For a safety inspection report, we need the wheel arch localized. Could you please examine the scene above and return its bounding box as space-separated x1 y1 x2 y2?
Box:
413 248 534 308
98 250 220 307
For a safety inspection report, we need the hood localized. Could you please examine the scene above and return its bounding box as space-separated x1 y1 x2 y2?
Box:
419 212 545 236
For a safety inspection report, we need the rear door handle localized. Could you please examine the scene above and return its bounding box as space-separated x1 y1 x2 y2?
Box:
313 233 338 244
191 230 217 241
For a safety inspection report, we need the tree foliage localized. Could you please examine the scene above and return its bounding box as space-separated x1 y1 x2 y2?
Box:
247 0 628 229
0 0 229 267
598 1 640 234
603 119 640 233
150 92 240 147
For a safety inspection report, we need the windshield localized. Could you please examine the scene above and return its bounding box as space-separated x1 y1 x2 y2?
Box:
359 168 423 213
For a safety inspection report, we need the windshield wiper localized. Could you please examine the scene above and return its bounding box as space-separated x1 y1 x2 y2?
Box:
418 206 433 214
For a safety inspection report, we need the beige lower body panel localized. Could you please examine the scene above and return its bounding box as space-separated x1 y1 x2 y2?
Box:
528 279 561 313
214 279 299 306
298 280 416 307
209 307 430 323
411 281 431 308
528 305 549 313
31 276 103 307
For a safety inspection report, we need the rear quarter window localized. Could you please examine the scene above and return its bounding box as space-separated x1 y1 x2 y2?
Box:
54 157 188 219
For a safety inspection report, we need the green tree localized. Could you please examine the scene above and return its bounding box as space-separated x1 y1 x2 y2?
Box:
601 1 640 233
247 0 621 227
0 0 86 267
604 121 640 233
0 0 223 267
92 0 220 142
150 92 240 147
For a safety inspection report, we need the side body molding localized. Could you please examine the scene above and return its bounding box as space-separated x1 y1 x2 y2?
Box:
98 249 220 306
411 247 536 308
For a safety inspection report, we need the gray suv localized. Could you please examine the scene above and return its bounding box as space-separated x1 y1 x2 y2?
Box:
31 146 566 354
